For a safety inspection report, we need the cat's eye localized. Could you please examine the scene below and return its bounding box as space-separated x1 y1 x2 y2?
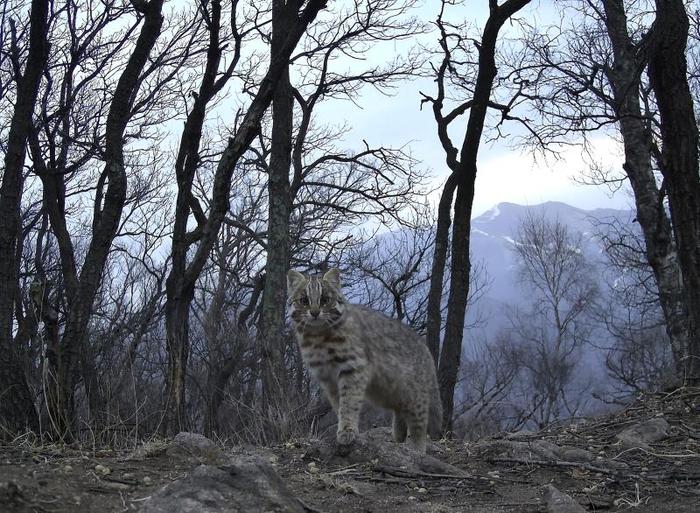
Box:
298 297 309 306
320 296 331 306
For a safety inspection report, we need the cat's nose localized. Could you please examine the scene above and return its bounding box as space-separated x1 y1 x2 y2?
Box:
310 309 320 318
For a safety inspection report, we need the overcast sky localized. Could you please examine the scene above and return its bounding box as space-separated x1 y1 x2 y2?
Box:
312 0 634 218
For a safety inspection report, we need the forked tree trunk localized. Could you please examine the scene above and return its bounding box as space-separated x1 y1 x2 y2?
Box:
161 0 327 434
601 0 691 379
435 0 531 432
425 175 456 365
42 0 166 439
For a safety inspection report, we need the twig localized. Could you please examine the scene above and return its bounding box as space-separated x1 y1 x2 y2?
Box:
612 446 700 460
374 465 471 480
488 457 631 478
327 463 362 475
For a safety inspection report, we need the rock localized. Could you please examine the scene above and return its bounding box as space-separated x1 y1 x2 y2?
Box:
138 459 305 513
558 447 595 463
304 427 466 477
543 484 586 513
616 418 670 449
0 481 25 508
94 464 111 475
166 432 227 465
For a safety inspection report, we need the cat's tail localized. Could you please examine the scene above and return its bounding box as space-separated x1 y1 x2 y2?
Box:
427 369 443 440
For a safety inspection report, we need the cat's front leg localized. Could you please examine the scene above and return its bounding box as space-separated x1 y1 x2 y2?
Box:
319 379 339 412
336 367 369 452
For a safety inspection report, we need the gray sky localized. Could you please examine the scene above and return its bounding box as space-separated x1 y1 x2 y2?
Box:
313 0 634 218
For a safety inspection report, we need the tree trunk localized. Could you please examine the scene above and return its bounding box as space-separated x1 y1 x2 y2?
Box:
601 0 691 380
435 0 531 432
259 0 296 412
425 175 456 365
43 0 165 439
161 0 326 435
0 0 49 436
438 176 474 431
163 0 227 435
163 287 193 433
647 0 700 385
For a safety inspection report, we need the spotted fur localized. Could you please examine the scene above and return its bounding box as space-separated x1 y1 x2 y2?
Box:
287 268 442 453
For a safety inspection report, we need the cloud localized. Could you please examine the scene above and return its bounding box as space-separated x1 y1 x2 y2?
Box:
425 136 632 217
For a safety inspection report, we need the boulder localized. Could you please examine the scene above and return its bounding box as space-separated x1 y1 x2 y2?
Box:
166 432 228 465
139 459 305 513
616 418 670 449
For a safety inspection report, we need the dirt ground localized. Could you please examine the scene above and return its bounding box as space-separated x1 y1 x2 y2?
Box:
1 389 699 512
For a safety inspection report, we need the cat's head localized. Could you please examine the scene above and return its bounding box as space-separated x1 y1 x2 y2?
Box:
287 268 347 329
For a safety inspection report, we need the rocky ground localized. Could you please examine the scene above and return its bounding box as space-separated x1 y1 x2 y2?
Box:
1 388 699 512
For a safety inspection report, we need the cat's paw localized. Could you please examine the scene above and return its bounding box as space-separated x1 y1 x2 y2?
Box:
335 428 357 455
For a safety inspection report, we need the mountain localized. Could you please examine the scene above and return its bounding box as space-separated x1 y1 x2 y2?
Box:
467 201 635 334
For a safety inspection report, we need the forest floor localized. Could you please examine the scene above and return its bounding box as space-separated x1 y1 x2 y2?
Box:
1 389 699 513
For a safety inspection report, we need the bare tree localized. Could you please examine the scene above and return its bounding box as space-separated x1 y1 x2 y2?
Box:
162 0 327 435
454 333 523 438
595 216 676 393
346 215 434 333
421 0 532 432
0 0 48 436
516 0 692 384
647 0 700 384
507 213 598 427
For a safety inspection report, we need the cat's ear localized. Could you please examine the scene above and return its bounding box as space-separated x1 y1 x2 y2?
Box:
287 270 306 295
322 267 341 288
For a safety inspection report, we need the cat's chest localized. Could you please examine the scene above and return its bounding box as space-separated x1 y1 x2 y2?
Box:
297 333 365 379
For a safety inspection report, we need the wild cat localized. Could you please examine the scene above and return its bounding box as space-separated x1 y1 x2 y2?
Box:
287 268 442 453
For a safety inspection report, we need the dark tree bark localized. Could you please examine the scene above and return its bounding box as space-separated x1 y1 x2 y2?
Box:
600 0 691 381
164 0 235 436
425 0 531 432
647 0 700 384
0 0 49 436
259 0 296 411
162 0 327 434
425 175 455 365
37 0 166 439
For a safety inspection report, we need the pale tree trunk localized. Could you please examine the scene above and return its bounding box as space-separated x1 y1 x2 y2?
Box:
601 0 691 379
259 0 296 411
0 0 49 436
647 0 700 385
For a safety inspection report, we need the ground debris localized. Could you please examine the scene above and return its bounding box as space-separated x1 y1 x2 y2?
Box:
0 388 699 512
